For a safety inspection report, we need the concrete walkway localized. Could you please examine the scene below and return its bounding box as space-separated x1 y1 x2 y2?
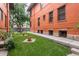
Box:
67 53 79 56
28 32 79 49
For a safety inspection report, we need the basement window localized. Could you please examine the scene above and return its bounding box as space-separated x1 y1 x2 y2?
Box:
59 31 67 37
40 30 43 34
49 30 53 35
37 30 40 33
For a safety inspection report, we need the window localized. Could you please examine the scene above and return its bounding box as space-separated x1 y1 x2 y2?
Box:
43 15 45 21
30 21 31 27
5 15 7 27
38 17 40 26
37 30 40 33
58 5 65 20
0 8 3 20
40 30 43 34
49 30 53 35
30 11 32 16
59 31 67 37
49 11 53 22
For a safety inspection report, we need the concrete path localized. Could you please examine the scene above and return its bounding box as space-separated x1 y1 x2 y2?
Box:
28 32 79 49
67 53 79 56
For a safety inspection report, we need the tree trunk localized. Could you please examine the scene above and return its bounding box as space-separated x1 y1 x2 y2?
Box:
17 24 21 32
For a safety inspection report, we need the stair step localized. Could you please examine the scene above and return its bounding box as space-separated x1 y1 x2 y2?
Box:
67 53 79 56
0 41 7 56
0 50 8 56
0 41 5 48
0 41 5 45
71 48 79 55
0 48 6 51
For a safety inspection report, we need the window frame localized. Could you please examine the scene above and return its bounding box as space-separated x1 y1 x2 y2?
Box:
37 30 40 33
0 8 3 20
30 21 31 27
58 5 66 21
48 30 53 35
5 15 7 27
38 17 40 26
43 15 45 21
40 30 43 34
30 10 32 17
49 11 53 22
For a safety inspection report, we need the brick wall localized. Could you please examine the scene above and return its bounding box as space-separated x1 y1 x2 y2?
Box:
0 3 9 32
30 3 79 40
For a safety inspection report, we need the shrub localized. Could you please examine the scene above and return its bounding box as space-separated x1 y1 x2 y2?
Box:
6 40 15 50
5 37 15 51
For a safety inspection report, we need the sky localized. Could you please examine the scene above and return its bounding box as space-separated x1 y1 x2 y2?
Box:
25 3 30 10
25 3 30 15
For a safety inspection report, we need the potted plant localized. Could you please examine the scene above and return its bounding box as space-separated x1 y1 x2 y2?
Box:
28 36 32 41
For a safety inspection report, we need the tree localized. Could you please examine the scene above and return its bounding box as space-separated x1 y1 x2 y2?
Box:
10 3 30 32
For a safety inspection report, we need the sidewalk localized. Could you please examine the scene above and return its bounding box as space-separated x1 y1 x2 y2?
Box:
28 32 79 49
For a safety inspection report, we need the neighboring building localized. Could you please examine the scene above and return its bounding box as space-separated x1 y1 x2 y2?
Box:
13 21 30 32
27 3 79 40
0 3 10 32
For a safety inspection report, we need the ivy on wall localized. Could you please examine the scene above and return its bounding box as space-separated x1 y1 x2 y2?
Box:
75 23 79 29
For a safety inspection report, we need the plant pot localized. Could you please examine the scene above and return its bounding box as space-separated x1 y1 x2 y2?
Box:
28 37 32 41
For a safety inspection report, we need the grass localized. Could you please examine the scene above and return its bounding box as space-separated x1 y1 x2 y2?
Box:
8 32 70 56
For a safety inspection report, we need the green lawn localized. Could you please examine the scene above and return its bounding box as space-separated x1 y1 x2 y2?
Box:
8 32 70 56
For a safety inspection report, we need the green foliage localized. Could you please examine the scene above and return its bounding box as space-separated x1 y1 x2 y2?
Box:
8 33 70 56
5 39 15 51
10 3 30 32
75 23 79 28
0 30 8 40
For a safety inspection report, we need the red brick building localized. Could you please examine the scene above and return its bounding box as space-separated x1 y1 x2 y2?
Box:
0 3 10 32
27 3 79 40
